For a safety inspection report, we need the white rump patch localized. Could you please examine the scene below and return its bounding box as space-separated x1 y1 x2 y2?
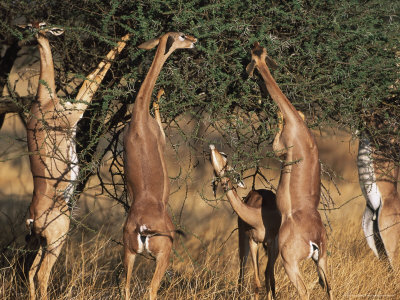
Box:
137 234 144 253
145 237 152 255
139 225 148 233
26 219 34 234
308 241 319 261
137 225 152 255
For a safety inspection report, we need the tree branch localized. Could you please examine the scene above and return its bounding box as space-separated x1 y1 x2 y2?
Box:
0 96 34 114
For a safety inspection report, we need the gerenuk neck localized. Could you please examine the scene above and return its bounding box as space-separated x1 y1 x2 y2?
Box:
257 63 306 129
131 43 170 122
257 60 320 211
36 34 57 103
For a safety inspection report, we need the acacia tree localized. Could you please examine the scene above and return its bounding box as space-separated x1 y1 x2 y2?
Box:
0 0 398 212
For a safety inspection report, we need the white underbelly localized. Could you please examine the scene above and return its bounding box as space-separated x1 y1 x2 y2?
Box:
357 137 381 210
64 130 79 203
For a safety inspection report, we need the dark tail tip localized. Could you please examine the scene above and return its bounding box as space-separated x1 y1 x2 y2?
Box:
175 229 186 238
25 233 32 243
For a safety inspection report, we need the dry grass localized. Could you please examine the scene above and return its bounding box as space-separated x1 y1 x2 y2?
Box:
1 214 399 299
1 115 399 299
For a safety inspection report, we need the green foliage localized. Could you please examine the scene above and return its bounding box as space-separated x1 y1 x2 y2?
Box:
0 0 399 201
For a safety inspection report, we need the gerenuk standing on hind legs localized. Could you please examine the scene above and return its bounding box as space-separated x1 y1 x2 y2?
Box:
247 42 333 300
123 32 197 300
19 21 129 300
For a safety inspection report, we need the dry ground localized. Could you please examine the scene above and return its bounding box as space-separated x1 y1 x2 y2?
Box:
0 114 399 300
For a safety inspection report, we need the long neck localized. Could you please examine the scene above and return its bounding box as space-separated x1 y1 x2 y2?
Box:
74 34 130 112
257 62 303 128
37 34 57 102
223 180 262 229
132 42 170 120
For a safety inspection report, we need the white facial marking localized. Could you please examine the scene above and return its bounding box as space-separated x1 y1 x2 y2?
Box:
49 28 64 36
357 137 382 211
178 36 185 41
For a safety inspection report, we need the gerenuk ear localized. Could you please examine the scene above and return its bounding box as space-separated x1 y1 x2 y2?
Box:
138 37 160 50
297 110 306 121
164 36 174 55
48 27 64 36
246 60 256 77
266 56 278 70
